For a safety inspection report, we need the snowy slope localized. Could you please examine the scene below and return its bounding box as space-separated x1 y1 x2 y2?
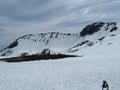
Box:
66 22 119 55
0 31 120 90
0 22 118 59
0 32 79 58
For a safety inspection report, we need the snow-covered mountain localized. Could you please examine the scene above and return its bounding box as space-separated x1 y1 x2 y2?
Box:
0 22 120 90
0 22 119 59
0 32 79 58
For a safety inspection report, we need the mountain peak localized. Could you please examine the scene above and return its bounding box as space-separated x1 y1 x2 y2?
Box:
80 22 117 36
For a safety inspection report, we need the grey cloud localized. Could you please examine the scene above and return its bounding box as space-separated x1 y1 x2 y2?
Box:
0 0 120 49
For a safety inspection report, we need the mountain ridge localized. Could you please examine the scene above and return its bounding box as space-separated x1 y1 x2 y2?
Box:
0 22 118 61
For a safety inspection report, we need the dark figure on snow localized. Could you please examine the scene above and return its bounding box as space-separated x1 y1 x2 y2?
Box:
102 80 109 90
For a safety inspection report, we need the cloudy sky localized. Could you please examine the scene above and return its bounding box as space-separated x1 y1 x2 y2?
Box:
0 0 120 49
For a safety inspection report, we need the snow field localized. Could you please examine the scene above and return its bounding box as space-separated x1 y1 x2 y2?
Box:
0 53 120 90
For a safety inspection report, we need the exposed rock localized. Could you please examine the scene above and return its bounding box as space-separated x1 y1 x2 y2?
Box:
80 22 105 36
7 40 18 49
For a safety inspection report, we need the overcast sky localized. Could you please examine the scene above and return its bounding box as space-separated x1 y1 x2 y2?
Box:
0 0 120 50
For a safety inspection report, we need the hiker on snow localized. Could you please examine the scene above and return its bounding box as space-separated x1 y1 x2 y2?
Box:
102 80 109 90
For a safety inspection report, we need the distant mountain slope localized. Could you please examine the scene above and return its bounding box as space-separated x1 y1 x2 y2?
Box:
0 22 119 60
0 32 79 57
66 22 118 54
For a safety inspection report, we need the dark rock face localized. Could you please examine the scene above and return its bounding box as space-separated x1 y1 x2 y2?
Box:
73 40 89 48
0 40 18 55
80 22 105 36
21 53 29 57
7 40 18 49
1 50 12 56
110 27 117 32
80 22 117 37
41 48 51 55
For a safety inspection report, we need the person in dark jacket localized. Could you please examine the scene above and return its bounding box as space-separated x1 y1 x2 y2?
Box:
102 80 109 90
